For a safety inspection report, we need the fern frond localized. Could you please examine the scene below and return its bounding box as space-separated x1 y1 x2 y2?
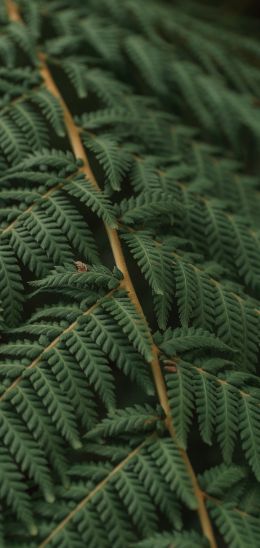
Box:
63 329 116 410
0 0 260 544
214 285 259 371
0 402 54 502
61 58 87 98
166 362 194 449
215 384 239 463
0 113 30 164
83 132 131 192
125 35 167 96
112 469 158 536
119 192 179 225
134 455 182 530
199 463 247 498
101 291 153 362
47 347 98 430
67 174 118 228
8 21 35 61
158 326 232 356
122 231 169 296
193 366 216 445
123 231 175 329
135 530 208 548
31 89 66 137
0 243 23 326
24 365 82 449
209 502 260 548
86 404 160 439
239 395 260 480
22 208 73 265
147 437 197 508
0 446 36 535
9 102 49 150
82 307 154 393
30 264 120 292
9 226 52 278
36 192 100 264
173 257 198 328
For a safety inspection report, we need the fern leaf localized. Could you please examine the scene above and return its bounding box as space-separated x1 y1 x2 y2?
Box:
83 132 131 192
61 58 87 98
25 365 82 450
199 463 247 497
101 291 153 362
122 231 167 296
147 437 197 509
166 362 194 449
112 469 158 536
41 192 100 264
231 217 260 290
174 258 198 327
9 384 68 484
9 102 49 150
0 114 29 164
10 226 52 278
85 404 160 439
8 22 35 61
0 446 36 535
67 174 118 228
215 383 239 463
91 488 136 548
158 326 233 356
125 36 166 95
193 367 216 445
71 507 110 548
239 395 260 480
215 285 259 371
46 347 98 431
209 502 260 548
119 191 180 225
0 243 23 326
135 530 208 548
0 403 54 502
31 89 66 137
82 308 154 393
21 208 73 265
123 231 174 328
0 0 260 543
63 329 115 410
30 265 120 291
133 451 182 530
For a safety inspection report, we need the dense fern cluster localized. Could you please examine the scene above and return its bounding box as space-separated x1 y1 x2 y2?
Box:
0 0 259 546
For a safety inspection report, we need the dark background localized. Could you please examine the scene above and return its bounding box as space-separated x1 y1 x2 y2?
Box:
208 0 260 16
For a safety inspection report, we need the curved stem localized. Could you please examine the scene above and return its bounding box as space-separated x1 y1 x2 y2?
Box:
5 1 217 546
38 55 217 546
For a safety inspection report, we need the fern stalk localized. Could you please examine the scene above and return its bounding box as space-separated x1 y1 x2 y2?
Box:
4 1 218 546
2 0 259 545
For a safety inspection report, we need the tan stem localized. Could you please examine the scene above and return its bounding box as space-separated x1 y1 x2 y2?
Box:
5 1 217 546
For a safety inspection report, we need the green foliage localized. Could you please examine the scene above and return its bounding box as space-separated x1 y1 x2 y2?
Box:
0 0 259 546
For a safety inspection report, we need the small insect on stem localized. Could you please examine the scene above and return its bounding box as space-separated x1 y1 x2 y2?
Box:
164 365 177 373
163 359 178 373
74 261 89 272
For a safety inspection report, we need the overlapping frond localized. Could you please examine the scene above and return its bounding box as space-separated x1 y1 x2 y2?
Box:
0 0 259 546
